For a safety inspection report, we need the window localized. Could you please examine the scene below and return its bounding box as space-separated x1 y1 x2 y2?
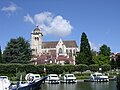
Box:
59 48 63 54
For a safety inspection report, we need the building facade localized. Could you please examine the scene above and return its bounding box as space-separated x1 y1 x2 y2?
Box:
30 26 78 65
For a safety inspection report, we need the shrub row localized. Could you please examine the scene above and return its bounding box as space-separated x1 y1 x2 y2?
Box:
0 64 111 76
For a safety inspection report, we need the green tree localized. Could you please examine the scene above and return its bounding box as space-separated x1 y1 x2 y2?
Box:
110 58 117 69
76 32 93 65
0 46 2 63
93 54 110 66
116 55 120 68
3 37 32 63
97 44 111 65
99 44 111 56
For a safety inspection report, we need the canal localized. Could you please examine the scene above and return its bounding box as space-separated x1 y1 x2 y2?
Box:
41 81 117 90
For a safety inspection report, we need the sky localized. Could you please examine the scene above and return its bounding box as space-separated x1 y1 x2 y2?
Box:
0 0 120 53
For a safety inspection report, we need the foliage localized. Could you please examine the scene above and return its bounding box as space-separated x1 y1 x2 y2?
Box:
76 32 93 65
101 64 111 72
16 71 26 81
46 64 63 74
116 55 120 68
3 37 32 64
110 59 117 69
93 54 110 66
63 64 76 73
22 64 38 74
76 64 88 73
99 44 111 56
89 64 99 72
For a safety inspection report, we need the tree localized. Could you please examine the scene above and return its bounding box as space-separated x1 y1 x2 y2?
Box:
98 44 111 65
0 46 2 63
93 54 110 66
116 55 120 68
76 32 93 65
110 58 117 69
3 37 32 63
99 44 111 56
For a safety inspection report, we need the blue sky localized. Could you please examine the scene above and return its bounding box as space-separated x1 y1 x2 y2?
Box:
0 0 120 52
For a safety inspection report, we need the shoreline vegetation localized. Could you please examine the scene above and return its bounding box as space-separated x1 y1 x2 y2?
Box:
0 64 118 81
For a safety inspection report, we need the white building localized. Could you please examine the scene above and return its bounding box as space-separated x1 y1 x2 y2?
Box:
31 26 78 65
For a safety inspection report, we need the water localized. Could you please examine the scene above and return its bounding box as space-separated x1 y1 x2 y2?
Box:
41 81 117 90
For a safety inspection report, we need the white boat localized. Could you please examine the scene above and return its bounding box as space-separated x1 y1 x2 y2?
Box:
61 74 77 83
25 73 41 82
0 76 11 90
46 74 60 84
9 73 47 90
90 72 109 82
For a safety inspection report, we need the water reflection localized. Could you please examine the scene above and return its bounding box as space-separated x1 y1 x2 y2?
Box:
41 81 117 90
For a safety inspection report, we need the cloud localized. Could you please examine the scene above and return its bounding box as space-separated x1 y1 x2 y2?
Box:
24 14 34 24
24 12 73 37
89 41 99 51
1 2 20 15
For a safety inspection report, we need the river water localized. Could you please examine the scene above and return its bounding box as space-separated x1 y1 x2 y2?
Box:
41 81 117 90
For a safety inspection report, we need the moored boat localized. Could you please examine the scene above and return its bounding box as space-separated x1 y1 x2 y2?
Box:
60 74 77 83
90 72 109 82
0 76 11 90
46 74 60 84
9 76 47 90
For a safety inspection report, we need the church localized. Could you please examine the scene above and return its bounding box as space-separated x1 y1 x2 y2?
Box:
30 26 79 65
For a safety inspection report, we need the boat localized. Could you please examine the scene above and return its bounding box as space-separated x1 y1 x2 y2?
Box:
9 76 47 90
46 74 60 84
25 73 41 82
0 76 11 90
60 74 77 83
90 72 109 82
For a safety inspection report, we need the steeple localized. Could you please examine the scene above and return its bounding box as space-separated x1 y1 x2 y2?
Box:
30 26 43 55
31 26 43 36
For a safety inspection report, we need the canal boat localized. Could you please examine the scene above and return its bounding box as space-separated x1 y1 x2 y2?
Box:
46 74 60 84
25 73 41 82
0 76 11 90
90 72 109 82
60 74 77 83
9 76 47 90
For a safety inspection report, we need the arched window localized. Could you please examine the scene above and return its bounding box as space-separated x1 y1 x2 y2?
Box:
59 48 63 54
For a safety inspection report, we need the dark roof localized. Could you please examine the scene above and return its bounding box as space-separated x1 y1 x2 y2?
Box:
42 40 77 48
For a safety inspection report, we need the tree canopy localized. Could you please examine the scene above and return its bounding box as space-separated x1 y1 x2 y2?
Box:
93 44 111 66
3 37 32 64
99 44 111 56
76 32 93 65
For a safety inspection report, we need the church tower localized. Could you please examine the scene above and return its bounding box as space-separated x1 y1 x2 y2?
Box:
31 26 43 55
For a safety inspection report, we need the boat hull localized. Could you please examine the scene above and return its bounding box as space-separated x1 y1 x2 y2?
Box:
10 76 47 90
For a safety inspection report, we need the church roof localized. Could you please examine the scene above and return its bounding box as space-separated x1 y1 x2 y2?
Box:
42 40 77 48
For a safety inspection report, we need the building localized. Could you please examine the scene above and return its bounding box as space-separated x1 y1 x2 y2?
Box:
30 26 78 65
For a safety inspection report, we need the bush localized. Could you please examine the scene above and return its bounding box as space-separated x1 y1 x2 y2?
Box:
63 65 76 73
76 64 88 74
89 64 99 72
101 64 111 72
41 64 64 74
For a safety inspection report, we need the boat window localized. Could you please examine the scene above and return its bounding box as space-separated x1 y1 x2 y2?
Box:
97 74 102 76
51 76 57 77
35 76 40 78
93 75 96 77
68 75 74 77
